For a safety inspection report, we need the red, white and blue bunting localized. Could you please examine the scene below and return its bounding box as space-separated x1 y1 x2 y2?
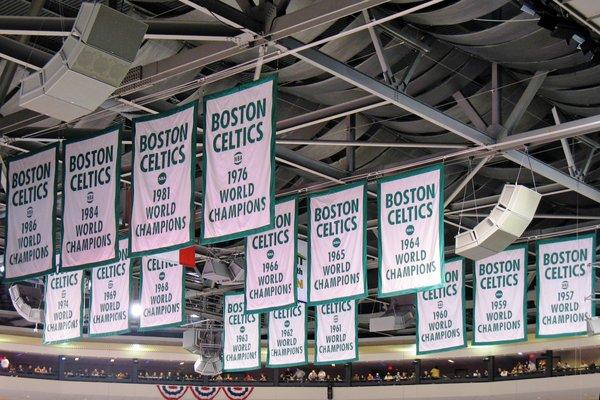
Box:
190 386 221 400
223 387 254 400
157 385 188 399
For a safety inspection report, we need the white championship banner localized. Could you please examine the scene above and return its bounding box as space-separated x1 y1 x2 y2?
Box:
417 259 466 354
267 302 307 367
378 164 444 296
4 145 58 282
130 102 197 257
223 292 261 372
474 245 527 344
61 128 120 270
43 270 83 344
139 255 185 330
245 197 297 312
536 234 596 337
296 239 308 303
89 237 130 336
308 182 367 304
315 300 358 364
201 76 276 244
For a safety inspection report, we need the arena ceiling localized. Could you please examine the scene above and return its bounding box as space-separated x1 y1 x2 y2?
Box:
1 0 600 340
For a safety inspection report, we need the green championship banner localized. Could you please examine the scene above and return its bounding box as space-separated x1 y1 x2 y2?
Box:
267 302 308 367
473 245 527 345
245 197 297 312
130 102 197 257
223 292 261 372
307 182 367 305
536 234 596 338
139 255 185 330
296 239 307 303
201 76 276 244
378 164 444 296
4 144 58 282
89 237 130 337
43 270 84 344
315 300 358 364
416 258 466 354
60 127 120 270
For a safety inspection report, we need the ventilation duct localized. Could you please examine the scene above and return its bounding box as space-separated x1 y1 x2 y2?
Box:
19 3 147 121
183 321 223 376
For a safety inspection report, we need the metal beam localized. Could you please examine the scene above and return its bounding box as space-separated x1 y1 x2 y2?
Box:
498 71 548 139
362 10 395 85
347 114 356 173
278 36 494 146
0 35 50 70
0 16 241 41
453 91 487 132
552 107 579 178
444 155 492 208
276 139 467 149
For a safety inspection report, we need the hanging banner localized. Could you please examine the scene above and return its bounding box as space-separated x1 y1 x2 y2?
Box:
43 270 84 344
296 239 308 303
130 101 197 257
245 197 297 312
4 145 58 282
536 234 596 337
89 237 130 337
377 164 444 297
315 300 358 364
473 245 527 344
416 258 466 354
308 182 367 304
139 256 185 330
223 292 260 372
60 128 120 270
201 76 276 244
267 302 307 367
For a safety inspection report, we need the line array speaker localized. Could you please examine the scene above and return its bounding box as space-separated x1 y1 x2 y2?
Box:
19 3 147 121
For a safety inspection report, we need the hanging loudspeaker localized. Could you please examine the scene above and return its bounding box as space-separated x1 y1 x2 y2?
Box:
455 184 541 260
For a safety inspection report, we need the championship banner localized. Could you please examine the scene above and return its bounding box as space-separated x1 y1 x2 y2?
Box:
201 76 276 244
296 239 308 303
43 270 84 344
315 300 358 364
267 302 307 367
129 101 197 257
473 245 527 344
536 234 596 338
89 237 130 337
139 255 185 330
308 182 367 305
60 128 120 270
245 197 297 312
377 164 444 297
223 292 260 372
416 258 466 354
4 144 58 282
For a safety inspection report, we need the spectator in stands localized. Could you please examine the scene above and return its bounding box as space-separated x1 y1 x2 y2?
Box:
528 359 537 372
384 371 394 381
224 373 233 381
472 370 480 378
317 369 326 381
352 373 360 382
243 372 255 381
259 372 267 382
307 369 317 382
293 368 306 382
422 371 430 379
366 372 374 381
430 366 440 379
